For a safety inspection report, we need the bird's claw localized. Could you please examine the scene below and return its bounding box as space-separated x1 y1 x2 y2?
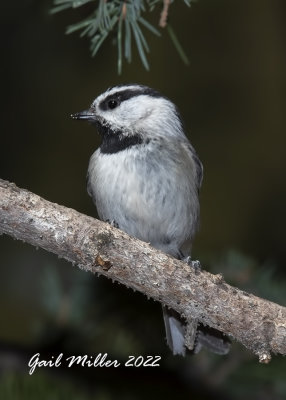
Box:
184 257 201 274
105 219 119 228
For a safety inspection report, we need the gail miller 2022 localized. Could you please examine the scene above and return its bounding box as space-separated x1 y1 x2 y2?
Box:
28 352 161 374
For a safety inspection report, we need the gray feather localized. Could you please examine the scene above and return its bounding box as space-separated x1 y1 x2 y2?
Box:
163 306 186 356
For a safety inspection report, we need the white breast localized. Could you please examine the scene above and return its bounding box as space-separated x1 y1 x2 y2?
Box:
87 141 199 257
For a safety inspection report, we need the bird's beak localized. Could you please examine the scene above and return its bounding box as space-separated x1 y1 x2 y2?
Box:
71 110 97 122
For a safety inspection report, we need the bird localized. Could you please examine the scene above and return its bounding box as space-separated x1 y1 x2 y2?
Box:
72 84 230 356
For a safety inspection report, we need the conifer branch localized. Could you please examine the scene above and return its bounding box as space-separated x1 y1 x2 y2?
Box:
51 0 192 72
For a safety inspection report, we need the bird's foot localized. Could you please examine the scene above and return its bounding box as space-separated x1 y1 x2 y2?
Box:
105 219 119 228
184 257 201 275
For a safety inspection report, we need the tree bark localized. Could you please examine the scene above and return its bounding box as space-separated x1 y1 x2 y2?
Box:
0 178 285 362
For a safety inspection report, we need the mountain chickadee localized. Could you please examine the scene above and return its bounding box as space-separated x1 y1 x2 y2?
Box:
72 84 230 356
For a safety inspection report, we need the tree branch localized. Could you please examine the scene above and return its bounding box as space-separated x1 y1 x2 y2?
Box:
0 179 285 362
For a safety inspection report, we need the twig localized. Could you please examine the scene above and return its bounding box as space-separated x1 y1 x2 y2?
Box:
0 178 285 362
159 0 171 28
122 1 127 19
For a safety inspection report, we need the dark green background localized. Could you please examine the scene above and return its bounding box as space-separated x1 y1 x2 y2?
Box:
1 1 286 399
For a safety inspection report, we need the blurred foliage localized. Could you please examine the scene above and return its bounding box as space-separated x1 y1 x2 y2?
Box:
211 250 285 305
51 0 191 72
0 372 95 400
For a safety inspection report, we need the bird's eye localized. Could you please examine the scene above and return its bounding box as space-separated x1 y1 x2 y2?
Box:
107 99 118 109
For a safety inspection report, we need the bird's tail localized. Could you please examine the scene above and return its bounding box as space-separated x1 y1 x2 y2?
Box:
162 306 231 356
162 306 186 356
193 325 231 355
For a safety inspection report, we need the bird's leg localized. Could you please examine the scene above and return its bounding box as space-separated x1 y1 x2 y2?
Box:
105 219 119 228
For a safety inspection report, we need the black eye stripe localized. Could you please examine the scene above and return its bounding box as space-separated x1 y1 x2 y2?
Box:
99 87 162 111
